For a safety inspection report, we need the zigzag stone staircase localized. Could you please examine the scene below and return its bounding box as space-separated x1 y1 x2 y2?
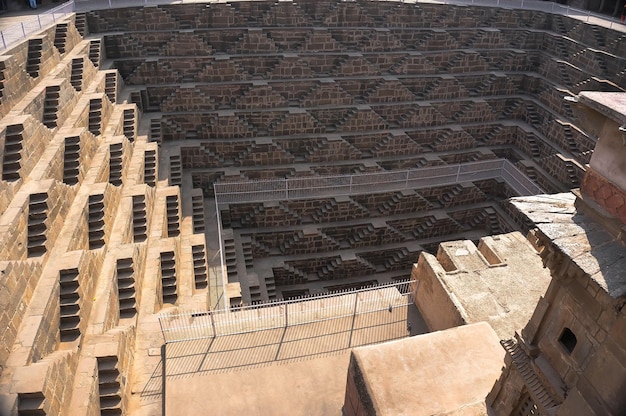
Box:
0 11 212 416
0 2 624 415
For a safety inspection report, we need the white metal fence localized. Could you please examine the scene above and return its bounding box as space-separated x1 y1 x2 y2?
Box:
2 0 623 53
0 0 75 51
71 0 626 30
159 278 415 343
214 158 545 204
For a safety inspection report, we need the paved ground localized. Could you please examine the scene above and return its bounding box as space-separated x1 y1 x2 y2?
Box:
129 299 426 416
166 350 352 415
0 9 43 30
0 1 72 49
162 303 426 416
164 303 421 373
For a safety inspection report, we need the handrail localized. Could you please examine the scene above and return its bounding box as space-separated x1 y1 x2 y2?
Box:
71 0 626 31
2 0 623 53
214 158 545 204
159 278 415 343
210 158 543 308
0 0 75 51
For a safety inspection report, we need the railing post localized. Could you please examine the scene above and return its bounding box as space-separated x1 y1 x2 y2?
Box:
37 15 42 29
455 164 461 183
405 170 409 190
1 32 5 50
347 292 360 348
214 193 228 310
161 343 167 416
21 22 26 37
285 178 288 200
210 311 216 337
349 175 353 194
284 303 288 327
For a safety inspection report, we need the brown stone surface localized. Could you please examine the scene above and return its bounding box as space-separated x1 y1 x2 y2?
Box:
581 168 626 225
344 322 504 416
413 231 551 339
510 193 626 298
490 189 626 416
166 351 350 416
0 2 625 415
578 91 626 127
574 92 626 197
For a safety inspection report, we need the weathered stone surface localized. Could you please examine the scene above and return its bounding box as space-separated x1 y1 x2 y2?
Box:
413 231 551 339
344 322 504 416
1 3 625 416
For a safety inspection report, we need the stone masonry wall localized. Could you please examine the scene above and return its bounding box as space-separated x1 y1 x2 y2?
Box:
0 3 624 415
0 12 202 416
0 260 42 366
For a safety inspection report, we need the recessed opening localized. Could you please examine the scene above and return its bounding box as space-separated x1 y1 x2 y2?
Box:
559 327 577 354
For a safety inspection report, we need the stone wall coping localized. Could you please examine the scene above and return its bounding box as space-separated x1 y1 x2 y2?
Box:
579 92 626 126
510 193 626 299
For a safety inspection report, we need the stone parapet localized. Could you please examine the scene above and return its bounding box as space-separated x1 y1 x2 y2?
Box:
411 231 551 338
492 192 626 415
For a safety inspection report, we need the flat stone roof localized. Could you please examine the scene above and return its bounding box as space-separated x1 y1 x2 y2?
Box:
440 232 551 338
349 322 504 416
578 91 626 126
414 231 552 339
510 193 626 298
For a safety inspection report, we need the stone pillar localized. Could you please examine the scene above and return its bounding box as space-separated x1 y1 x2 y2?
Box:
569 92 626 235
569 91 626 225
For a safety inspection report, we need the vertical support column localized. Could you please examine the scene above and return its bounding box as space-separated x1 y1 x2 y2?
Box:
210 312 216 338
284 303 288 328
347 292 359 348
161 343 167 416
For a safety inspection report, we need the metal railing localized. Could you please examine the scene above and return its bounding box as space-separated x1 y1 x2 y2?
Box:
2 0 623 61
158 278 415 413
71 0 626 31
457 0 625 30
214 158 545 204
210 160 542 295
213 198 228 310
501 159 545 196
0 0 75 51
159 278 415 343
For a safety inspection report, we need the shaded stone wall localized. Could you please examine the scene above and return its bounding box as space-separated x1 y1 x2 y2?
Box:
0 260 42 365
488 191 626 415
489 234 626 414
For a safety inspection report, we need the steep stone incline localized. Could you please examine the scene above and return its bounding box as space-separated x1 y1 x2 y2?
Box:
0 13 210 416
